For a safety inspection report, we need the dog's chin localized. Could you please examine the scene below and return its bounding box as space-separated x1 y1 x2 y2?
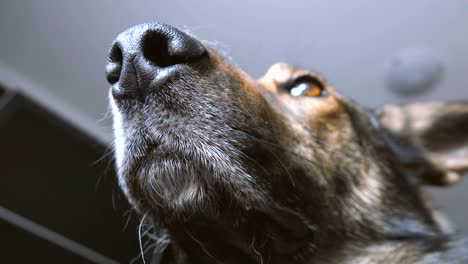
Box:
113 132 269 219
131 157 208 213
112 129 205 210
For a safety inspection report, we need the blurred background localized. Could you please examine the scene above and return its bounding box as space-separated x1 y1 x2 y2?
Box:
0 0 467 263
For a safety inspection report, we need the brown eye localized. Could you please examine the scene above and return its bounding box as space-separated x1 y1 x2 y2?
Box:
288 76 325 97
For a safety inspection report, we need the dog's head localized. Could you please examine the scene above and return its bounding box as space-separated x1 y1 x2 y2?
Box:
107 23 468 263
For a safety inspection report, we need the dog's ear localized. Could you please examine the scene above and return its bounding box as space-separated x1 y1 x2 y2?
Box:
376 102 468 186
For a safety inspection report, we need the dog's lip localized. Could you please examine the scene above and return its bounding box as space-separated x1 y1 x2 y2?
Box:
110 64 188 101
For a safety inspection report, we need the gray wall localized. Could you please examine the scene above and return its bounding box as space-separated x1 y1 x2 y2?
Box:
1 0 467 232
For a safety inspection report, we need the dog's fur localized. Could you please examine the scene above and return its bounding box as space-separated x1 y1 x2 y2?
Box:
107 23 468 263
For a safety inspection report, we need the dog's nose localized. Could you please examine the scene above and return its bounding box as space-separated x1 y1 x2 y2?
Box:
106 22 206 98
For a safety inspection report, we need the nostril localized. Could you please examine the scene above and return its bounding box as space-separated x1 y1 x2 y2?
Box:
142 30 173 67
141 27 206 68
106 43 123 84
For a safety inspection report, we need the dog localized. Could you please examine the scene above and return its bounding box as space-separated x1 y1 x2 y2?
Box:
106 22 468 263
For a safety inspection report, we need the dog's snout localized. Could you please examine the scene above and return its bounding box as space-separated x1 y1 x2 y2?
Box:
106 22 206 98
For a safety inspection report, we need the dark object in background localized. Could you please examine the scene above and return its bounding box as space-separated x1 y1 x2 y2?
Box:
0 84 140 263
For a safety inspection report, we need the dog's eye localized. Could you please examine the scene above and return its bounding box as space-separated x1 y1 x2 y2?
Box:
288 76 325 97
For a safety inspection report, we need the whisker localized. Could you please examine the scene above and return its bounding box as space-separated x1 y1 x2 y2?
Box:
238 151 271 177
97 106 113 124
225 107 324 144
254 136 322 169
250 233 264 264
92 143 115 166
186 228 223 263
122 209 133 231
224 121 323 169
215 107 325 169
261 144 296 187
138 214 148 264
93 144 115 191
